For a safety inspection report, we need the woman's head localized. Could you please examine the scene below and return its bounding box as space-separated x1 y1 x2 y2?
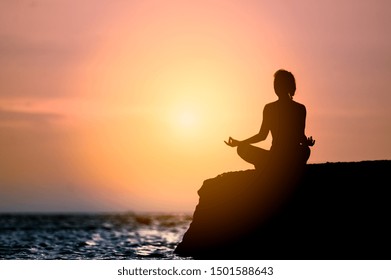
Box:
274 69 296 98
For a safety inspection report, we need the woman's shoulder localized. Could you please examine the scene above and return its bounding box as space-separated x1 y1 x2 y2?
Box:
292 101 307 117
292 100 306 110
264 100 279 108
263 101 277 114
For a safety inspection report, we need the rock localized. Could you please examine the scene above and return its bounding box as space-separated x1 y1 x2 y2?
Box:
174 160 391 259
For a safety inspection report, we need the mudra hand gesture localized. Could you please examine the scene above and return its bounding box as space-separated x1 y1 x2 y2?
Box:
225 137 241 147
305 136 316 147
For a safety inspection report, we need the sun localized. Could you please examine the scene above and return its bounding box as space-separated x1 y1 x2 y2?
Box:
177 110 198 129
167 101 204 138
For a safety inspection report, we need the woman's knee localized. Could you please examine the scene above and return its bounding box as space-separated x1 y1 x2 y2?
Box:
237 144 249 158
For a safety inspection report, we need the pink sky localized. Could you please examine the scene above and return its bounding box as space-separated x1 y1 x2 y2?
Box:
0 0 390 212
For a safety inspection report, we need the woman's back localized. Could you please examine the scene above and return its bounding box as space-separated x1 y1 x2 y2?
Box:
264 98 307 151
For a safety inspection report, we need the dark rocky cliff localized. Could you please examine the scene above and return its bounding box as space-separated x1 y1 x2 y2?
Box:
175 160 391 259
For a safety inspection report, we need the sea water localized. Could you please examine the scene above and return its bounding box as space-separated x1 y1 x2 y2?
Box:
0 213 192 260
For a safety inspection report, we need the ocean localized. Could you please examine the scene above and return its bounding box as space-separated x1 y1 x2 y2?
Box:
0 213 192 260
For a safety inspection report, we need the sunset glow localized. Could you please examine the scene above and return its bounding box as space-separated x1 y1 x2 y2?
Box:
1 0 390 212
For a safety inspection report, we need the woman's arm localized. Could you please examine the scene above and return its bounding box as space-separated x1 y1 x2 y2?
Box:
300 105 315 146
225 106 270 147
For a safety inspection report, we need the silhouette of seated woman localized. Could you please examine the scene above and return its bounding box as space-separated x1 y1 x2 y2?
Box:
225 69 315 170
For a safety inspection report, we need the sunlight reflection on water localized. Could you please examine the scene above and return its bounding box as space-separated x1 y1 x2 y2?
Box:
0 213 192 260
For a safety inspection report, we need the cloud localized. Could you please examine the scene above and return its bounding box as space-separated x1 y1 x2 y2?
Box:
0 0 123 99
0 33 86 98
0 108 62 126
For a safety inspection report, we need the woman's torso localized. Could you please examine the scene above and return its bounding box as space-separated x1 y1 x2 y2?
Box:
264 99 306 151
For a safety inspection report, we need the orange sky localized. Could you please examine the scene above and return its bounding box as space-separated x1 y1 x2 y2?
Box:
1 0 390 212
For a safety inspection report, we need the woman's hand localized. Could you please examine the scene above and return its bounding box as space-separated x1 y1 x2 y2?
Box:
305 136 315 147
225 137 240 147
